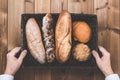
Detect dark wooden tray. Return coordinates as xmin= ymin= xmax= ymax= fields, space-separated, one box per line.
xmin=21 ymin=13 xmax=99 ymax=68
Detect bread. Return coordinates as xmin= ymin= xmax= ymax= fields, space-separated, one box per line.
xmin=26 ymin=18 xmax=46 ymax=64
xmin=55 ymin=10 xmax=72 ymax=63
xmin=73 ymin=21 xmax=91 ymax=43
xmin=42 ymin=13 xmax=55 ymax=63
xmin=73 ymin=43 xmax=90 ymax=61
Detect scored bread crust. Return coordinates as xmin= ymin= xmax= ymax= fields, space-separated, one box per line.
xmin=55 ymin=10 xmax=72 ymax=63
xmin=42 ymin=13 xmax=55 ymax=63
xmin=26 ymin=18 xmax=46 ymax=64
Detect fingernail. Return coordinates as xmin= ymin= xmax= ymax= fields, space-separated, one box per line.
xmin=92 ymin=50 xmax=95 ymax=53
xmin=23 ymin=50 xmax=27 ymax=53
xmin=17 ymin=47 xmax=21 ymax=49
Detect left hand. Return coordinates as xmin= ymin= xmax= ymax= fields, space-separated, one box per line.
xmin=4 ymin=47 xmax=27 ymax=75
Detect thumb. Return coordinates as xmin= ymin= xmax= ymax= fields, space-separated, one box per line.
xmin=92 ymin=50 xmax=101 ymax=62
xmin=18 ymin=50 xmax=27 ymax=62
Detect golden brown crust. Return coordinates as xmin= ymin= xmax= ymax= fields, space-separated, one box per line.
xmin=55 ymin=10 xmax=72 ymax=63
xmin=42 ymin=13 xmax=55 ymax=63
xmin=26 ymin=18 xmax=46 ymax=64
xmin=73 ymin=21 xmax=91 ymax=43
xmin=73 ymin=43 xmax=90 ymax=61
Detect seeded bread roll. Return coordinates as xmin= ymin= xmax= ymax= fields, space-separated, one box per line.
xmin=26 ymin=18 xmax=46 ymax=64
xmin=73 ymin=43 xmax=90 ymax=61
xmin=42 ymin=13 xmax=55 ymax=63
xmin=55 ymin=10 xmax=72 ymax=63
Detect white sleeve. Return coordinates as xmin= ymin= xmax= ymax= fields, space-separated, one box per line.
xmin=0 ymin=74 xmax=14 ymax=80
xmin=105 ymin=74 xmax=120 ymax=80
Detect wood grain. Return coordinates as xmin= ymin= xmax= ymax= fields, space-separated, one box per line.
xmin=94 ymin=0 xmax=110 ymax=49
xmin=81 ymin=0 xmax=94 ymax=14
xmin=0 ymin=0 xmax=8 ymax=74
xmin=94 ymin=0 xmax=110 ymax=80
xmin=25 ymin=0 xmax=35 ymax=13
xmin=68 ymin=0 xmax=82 ymax=13
xmin=51 ymin=0 xmax=68 ymax=13
xmin=8 ymin=0 xmax=24 ymax=50
xmin=109 ymin=30 xmax=120 ymax=74
xmin=108 ymin=0 xmax=120 ymax=75
xmin=108 ymin=0 xmax=120 ymax=30
xmin=35 ymin=0 xmax=50 ymax=13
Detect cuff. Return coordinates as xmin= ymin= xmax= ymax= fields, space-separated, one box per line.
xmin=0 ymin=74 xmax=14 ymax=80
xmin=105 ymin=74 xmax=120 ymax=80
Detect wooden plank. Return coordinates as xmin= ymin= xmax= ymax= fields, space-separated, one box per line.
xmin=25 ymin=0 xmax=35 ymax=13
xmin=14 ymin=0 xmax=36 ymax=80
xmin=35 ymin=0 xmax=50 ymax=13
xmin=94 ymin=0 xmax=110 ymax=49
xmin=52 ymin=68 xmax=94 ymax=80
xmin=108 ymin=0 xmax=120 ymax=76
xmin=81 ymin=0 xmax=94 ymax=14
xmin=94 ymin=0 xmax=109 ymax=80
xmin=68 ymin=0 xmax=82 ymax=13
xmin=94 ymin=0 xmax=108 ymax=28
xmin=14 ymin=0 xmax=35 ymax=80
xmin=0 ymin=0 xmax=8 ymax=74
xmin=8 ymin=0 xmax=24 ymax=50
xmin=51 ymin=0 xmax=68 ymax=13
xmin=93 ymin=68 xmax=104 ymax=80
xmin=109 ymin=30 xmax=120 ymax=74
xmin=8 ymin=0 xmax=25 ymax=80
xmin=35 ymin=0 xmax=51 ymax=80
xmin=108 ymin=0 xmax=120 ymax=30
xmin=0 ymin=30 xmax=1 ymax=74
xmin=35 ymin=68 xmax=51 ymax=80
xmin=14 ymin=68 xmax=35 ymax=80
xmin=51 ymin=68 xmax=70 ymax=80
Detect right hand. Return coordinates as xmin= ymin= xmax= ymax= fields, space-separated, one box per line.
xmin=92 ymin=46 xmax=114 ymax=77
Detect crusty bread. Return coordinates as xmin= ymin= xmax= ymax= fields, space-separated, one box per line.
xmin=73 ymin=43 xmax=90 ymax=61
xmin=42 ymin=13 xmax=55 ymax=63
xmin=55 ymin=10 xmax=72 ymax=63
xmin=26 ymin=18 xmax=46 ymax=64
xmin=73 ymin=21 xmax=91 ymax=43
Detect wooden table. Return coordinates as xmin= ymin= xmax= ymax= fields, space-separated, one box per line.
xmin=0 ymin=0 xmax=119 ymax=80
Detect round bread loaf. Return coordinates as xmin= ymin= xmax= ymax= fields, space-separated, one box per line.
xmin=73 ymin=43 xmax=90 ymax=61
xmin=73 ymin=21 xmax=91 ymax=43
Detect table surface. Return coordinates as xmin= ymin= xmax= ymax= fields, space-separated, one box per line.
xmin=0 ymin=0 xmax=120 ymax=80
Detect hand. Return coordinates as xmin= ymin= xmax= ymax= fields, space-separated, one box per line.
xmin=92 ymin=46 xmax=114 ymax=77
xmin=4 ymin=47 xmax=27 ymax=76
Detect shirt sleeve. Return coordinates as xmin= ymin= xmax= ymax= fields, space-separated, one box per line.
xmin=105 ymin=74 xmax=120 ymax=80
xmin=0 ymin=74 xmax=14 ymax=80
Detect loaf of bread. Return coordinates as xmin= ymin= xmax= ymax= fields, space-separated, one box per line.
xmin=42 ymin=13 xmax=55 ymax=63
xmin=73 ymin=43 xmax=90 ymax=61
xmin=26 ymin=18 xmax=46 ymax=64
xmin=73 ymin=21 xmax=91 ymax=43
xmin=55 ymin=10 xmax=72 ymax=63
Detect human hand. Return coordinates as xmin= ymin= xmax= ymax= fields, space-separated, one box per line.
xmin=4 ymin=47 xmax=27 ymax=76
xmin=92 ymin=46 xmax=114 ymax=77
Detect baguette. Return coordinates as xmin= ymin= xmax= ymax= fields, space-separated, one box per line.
xmin=26 ymin=18 xmax=46 ymax=64
xmin=55 ymin=10 xmax=72 ymax=63
xmin=42 ymin=13 xmax=55 ymax=63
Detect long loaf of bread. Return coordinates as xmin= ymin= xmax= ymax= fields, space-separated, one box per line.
xmin=55 ymin=10 xmax=72 ymax=63
xmin=42 ymin=13 xmax=55 ymax=63
xmin=26 ymin=18 xmax=46 ymax=64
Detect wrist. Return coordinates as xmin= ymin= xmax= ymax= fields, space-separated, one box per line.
xmin=104 ymin=69 xmax=114 ymax=77
xmin=4 ymin=69 xmax=15 ymax=76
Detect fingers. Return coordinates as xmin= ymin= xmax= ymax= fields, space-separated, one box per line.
xmin=18 ymin=50 xmax=27 ymax=62
xmin=98 ymin=46 xmax=110 ymax=56
xmin=92 ymin=50 xmax=101 ymax=62
xmin=8 ymin=47 xmax=21 ymax=56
